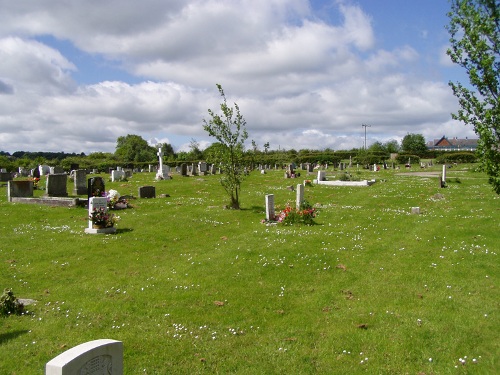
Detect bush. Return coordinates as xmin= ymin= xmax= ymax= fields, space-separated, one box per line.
xmin=435 ymin=152 xmax=477 ymax=164
xmin=0 ymin=289 xmax=24 ymax=316
xmin=396 ymin=154 xmax=420 ymax=165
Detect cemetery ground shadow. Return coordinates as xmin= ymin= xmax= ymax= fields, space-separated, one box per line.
xmin=0 ymin=330 xmax=30 ymax=345
xmin=115 ymin=228 xmax=134 ymax=234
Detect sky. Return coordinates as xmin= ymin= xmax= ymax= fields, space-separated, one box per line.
xmin=0 ymin=0 xmax=476 ymax=154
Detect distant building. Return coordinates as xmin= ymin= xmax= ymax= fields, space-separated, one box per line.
xmin=427 ymin=136 xmax=478 ymax=151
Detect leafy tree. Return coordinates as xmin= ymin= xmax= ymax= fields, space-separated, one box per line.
xmin=401 ymin=133 xmax=427 ymax=155
xmin=263 ymin=142 xmax=270 ymax=153
xmin=203 ymin=84 xmax=248 ymax=209
xmin=115 ymin=134 xmax=156 ymax=163
xmin=447 ymin=0 xmax=500 ymax=193
xmin=384 ymin=139 xmax=400 ymax=153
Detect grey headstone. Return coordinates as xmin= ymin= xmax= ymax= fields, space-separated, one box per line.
xmin=46 ymin=174 xmax=68 ymax=197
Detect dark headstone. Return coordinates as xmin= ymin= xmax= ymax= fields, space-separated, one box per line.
xmin=33 ymin=167 xmax=40 ymax=179
xmin=88 ymin=177 xmax=105 ymax=199
xmin=8 ymin=180 xmax=33 ymax=201
xmin=46 ymin=174 xmax=68 ymax=197
xmin=138 ymin=185 xmax=156 ymax=198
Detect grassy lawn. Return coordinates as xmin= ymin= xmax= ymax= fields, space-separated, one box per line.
xmin=0 ymin=164 xmax=498 ymax=374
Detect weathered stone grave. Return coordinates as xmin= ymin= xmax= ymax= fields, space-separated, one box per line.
xmin=265 ymin=194 xmax=275 ymax=221
xmin=317 ymin=170 xmax=326 ymax=181
xmin=73 ymin=169 xmax=87 ymax=195
xmin=7 ymin=180 xmax=33 ymax=201
xmin=88 ymin=177 xmax=105 ymax=199
xmin=45 ymin=339 xmax=123 ymax=375
xmin=0 ymin=171 xmax=12 ymax=182
xmin=138 ymin=185 xmax=156 ymax=198
xmin=156 ymin=147 xmax=171 ymax=180
xmin=180 ymin=163 xmax=188 ymax=176
xmin=111 ymin=169 xmax=125 ymax=182
xmin=198 ymin=162 xmax=208 ymax=175
xmin=46 ymin=174 xmax=68 ymax=197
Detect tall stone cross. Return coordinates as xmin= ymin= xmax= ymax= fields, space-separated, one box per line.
xmin=157 ymin=147 xmax=164 ymax=173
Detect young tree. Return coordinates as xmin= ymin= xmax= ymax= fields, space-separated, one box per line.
xmin=447 ymin=0 xmax=500 ymax=193
xmin=203 ymin=84 xmax=248 ymax=209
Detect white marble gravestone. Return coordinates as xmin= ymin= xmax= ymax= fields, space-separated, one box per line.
xmin=45 ymin=339 xmax=123 ymax=375
xmin=296 ymin=183 xmax=304 ymax=210
xmin=85 ymin=197 xmax=116 ymax=234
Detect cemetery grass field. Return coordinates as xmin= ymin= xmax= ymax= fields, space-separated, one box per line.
xmin=0 ymin=164 xmax=498 ymax=374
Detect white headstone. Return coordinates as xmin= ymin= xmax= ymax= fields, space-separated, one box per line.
xmin=317 ymin=170 xmax=326 ymax=181
xmin=45 ymin=339 xmax=123 ymax=375
xmin=265 ymin=194 xmax=275 ymax=221
xmin=111 ymin=170 xmax=125 ymax=182
xmin=296 ymin=184 xmax=304 ymax=210
xmin=442 ymin=164 xmax=446 ymax=183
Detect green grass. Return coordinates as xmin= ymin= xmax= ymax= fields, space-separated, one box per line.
xmin=1 ymin=164 xmax=498 ymax=374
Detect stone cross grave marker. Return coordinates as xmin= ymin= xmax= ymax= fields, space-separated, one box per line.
xmin=265 ymin=194 xmax=275 ymax=221
xmin=45 ymin=339 xmax=123 ymax=375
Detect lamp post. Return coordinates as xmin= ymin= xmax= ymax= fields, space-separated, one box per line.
xmin=362 ymin=124 xmax=371 ymax=149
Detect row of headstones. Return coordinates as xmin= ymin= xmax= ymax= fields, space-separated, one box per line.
xmin=264 ymin=183 xmax=305 ymax=220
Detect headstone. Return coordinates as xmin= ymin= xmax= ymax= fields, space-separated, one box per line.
xmin=265 ymin=194 xmax=275 ymax=221
xmin=155 ymin=147 xmax=170 ymax=179
xmin=32 ymin=167 xmax=41 ymax=179
xmin=39 ymin=165 xmax=50 ymax=175
xmin=210 ymin=164 xmax=216 ymax=175
xmin=180 ymin=163 xmax=188 ymax=176
xmin=7 ymin=180 xmax=33 ymax=201
xmin=45 ymin=339 xmax=123 ymax=375
xmin=317 ymin=170 xmax=326 ymax=181
xmin=88 ymin=177 xmax=105 ymax=199
xmin=46 ymin=174 xmax=68 ymax=197
xmin=138 ymin=185 xmax=156 ymax=198
xmin=85 ymin=197 xmax=116 ymax=234
xmin=198 ymin=162 xmax=208 ymax=175
xmin=296 ymin=183 xmax=304 ymax=210
xmin=73 ymin=170 xmax=87 ymax=195
xmin=111 ymin=170 xmax=125 ymax=182
xmin=50 ymin=166 xmax=64 ymax=174
xmin=0 ymin=171 xmax=11 ymax=182
xmin=411 ymin=207 xmax=420 ymax=215
xmin=442 ymin=165 xmax=446 ymax=184
xmin=339 ymin=163 xmax=344 ymax=171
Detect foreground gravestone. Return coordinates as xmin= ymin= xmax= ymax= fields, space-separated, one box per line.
xmin=265 ymin=194 xmax=275 ymax=221
xmin=46 ymin=174 xmax=68 ymax=197
xmin=7 ymin=180 xmax=33 ymax=201
xmin=73 ymin=169 xmax=87 ymax=195
xmin=180 ymin=163 xmax=188 ymax=176
xmin=88 ymin=177 xmax=105 ymax=199
xmin=138 ymin=185 xmax=156 ymax=198
xmin=85 ymin=197 xmax=116 ymax=234
xmin=45 ymin=339 xmax=123 ymax=375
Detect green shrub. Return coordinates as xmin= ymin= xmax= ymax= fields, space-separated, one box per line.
xmin=435 ymin=152 xmax=477 ymax=164
xmin=396 ymin=154 xmax=420 ymax=165
xmin=0 ymin=289 xmax=24 ymax=316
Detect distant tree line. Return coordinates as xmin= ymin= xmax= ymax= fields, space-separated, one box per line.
xmin=0 ymin=132 xmax=477 ymax=172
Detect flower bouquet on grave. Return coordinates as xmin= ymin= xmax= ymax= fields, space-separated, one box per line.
xmin=105 ymin=189 xmax=130 ymax=209
xmin=89 ymin=207 xmax=119 ymax=228
xmin=28 ymin=177 xmax=40 ymax=189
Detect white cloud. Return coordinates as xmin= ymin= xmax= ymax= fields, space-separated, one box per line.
xmin=0 ymin=0 xmax=468 ymax=154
